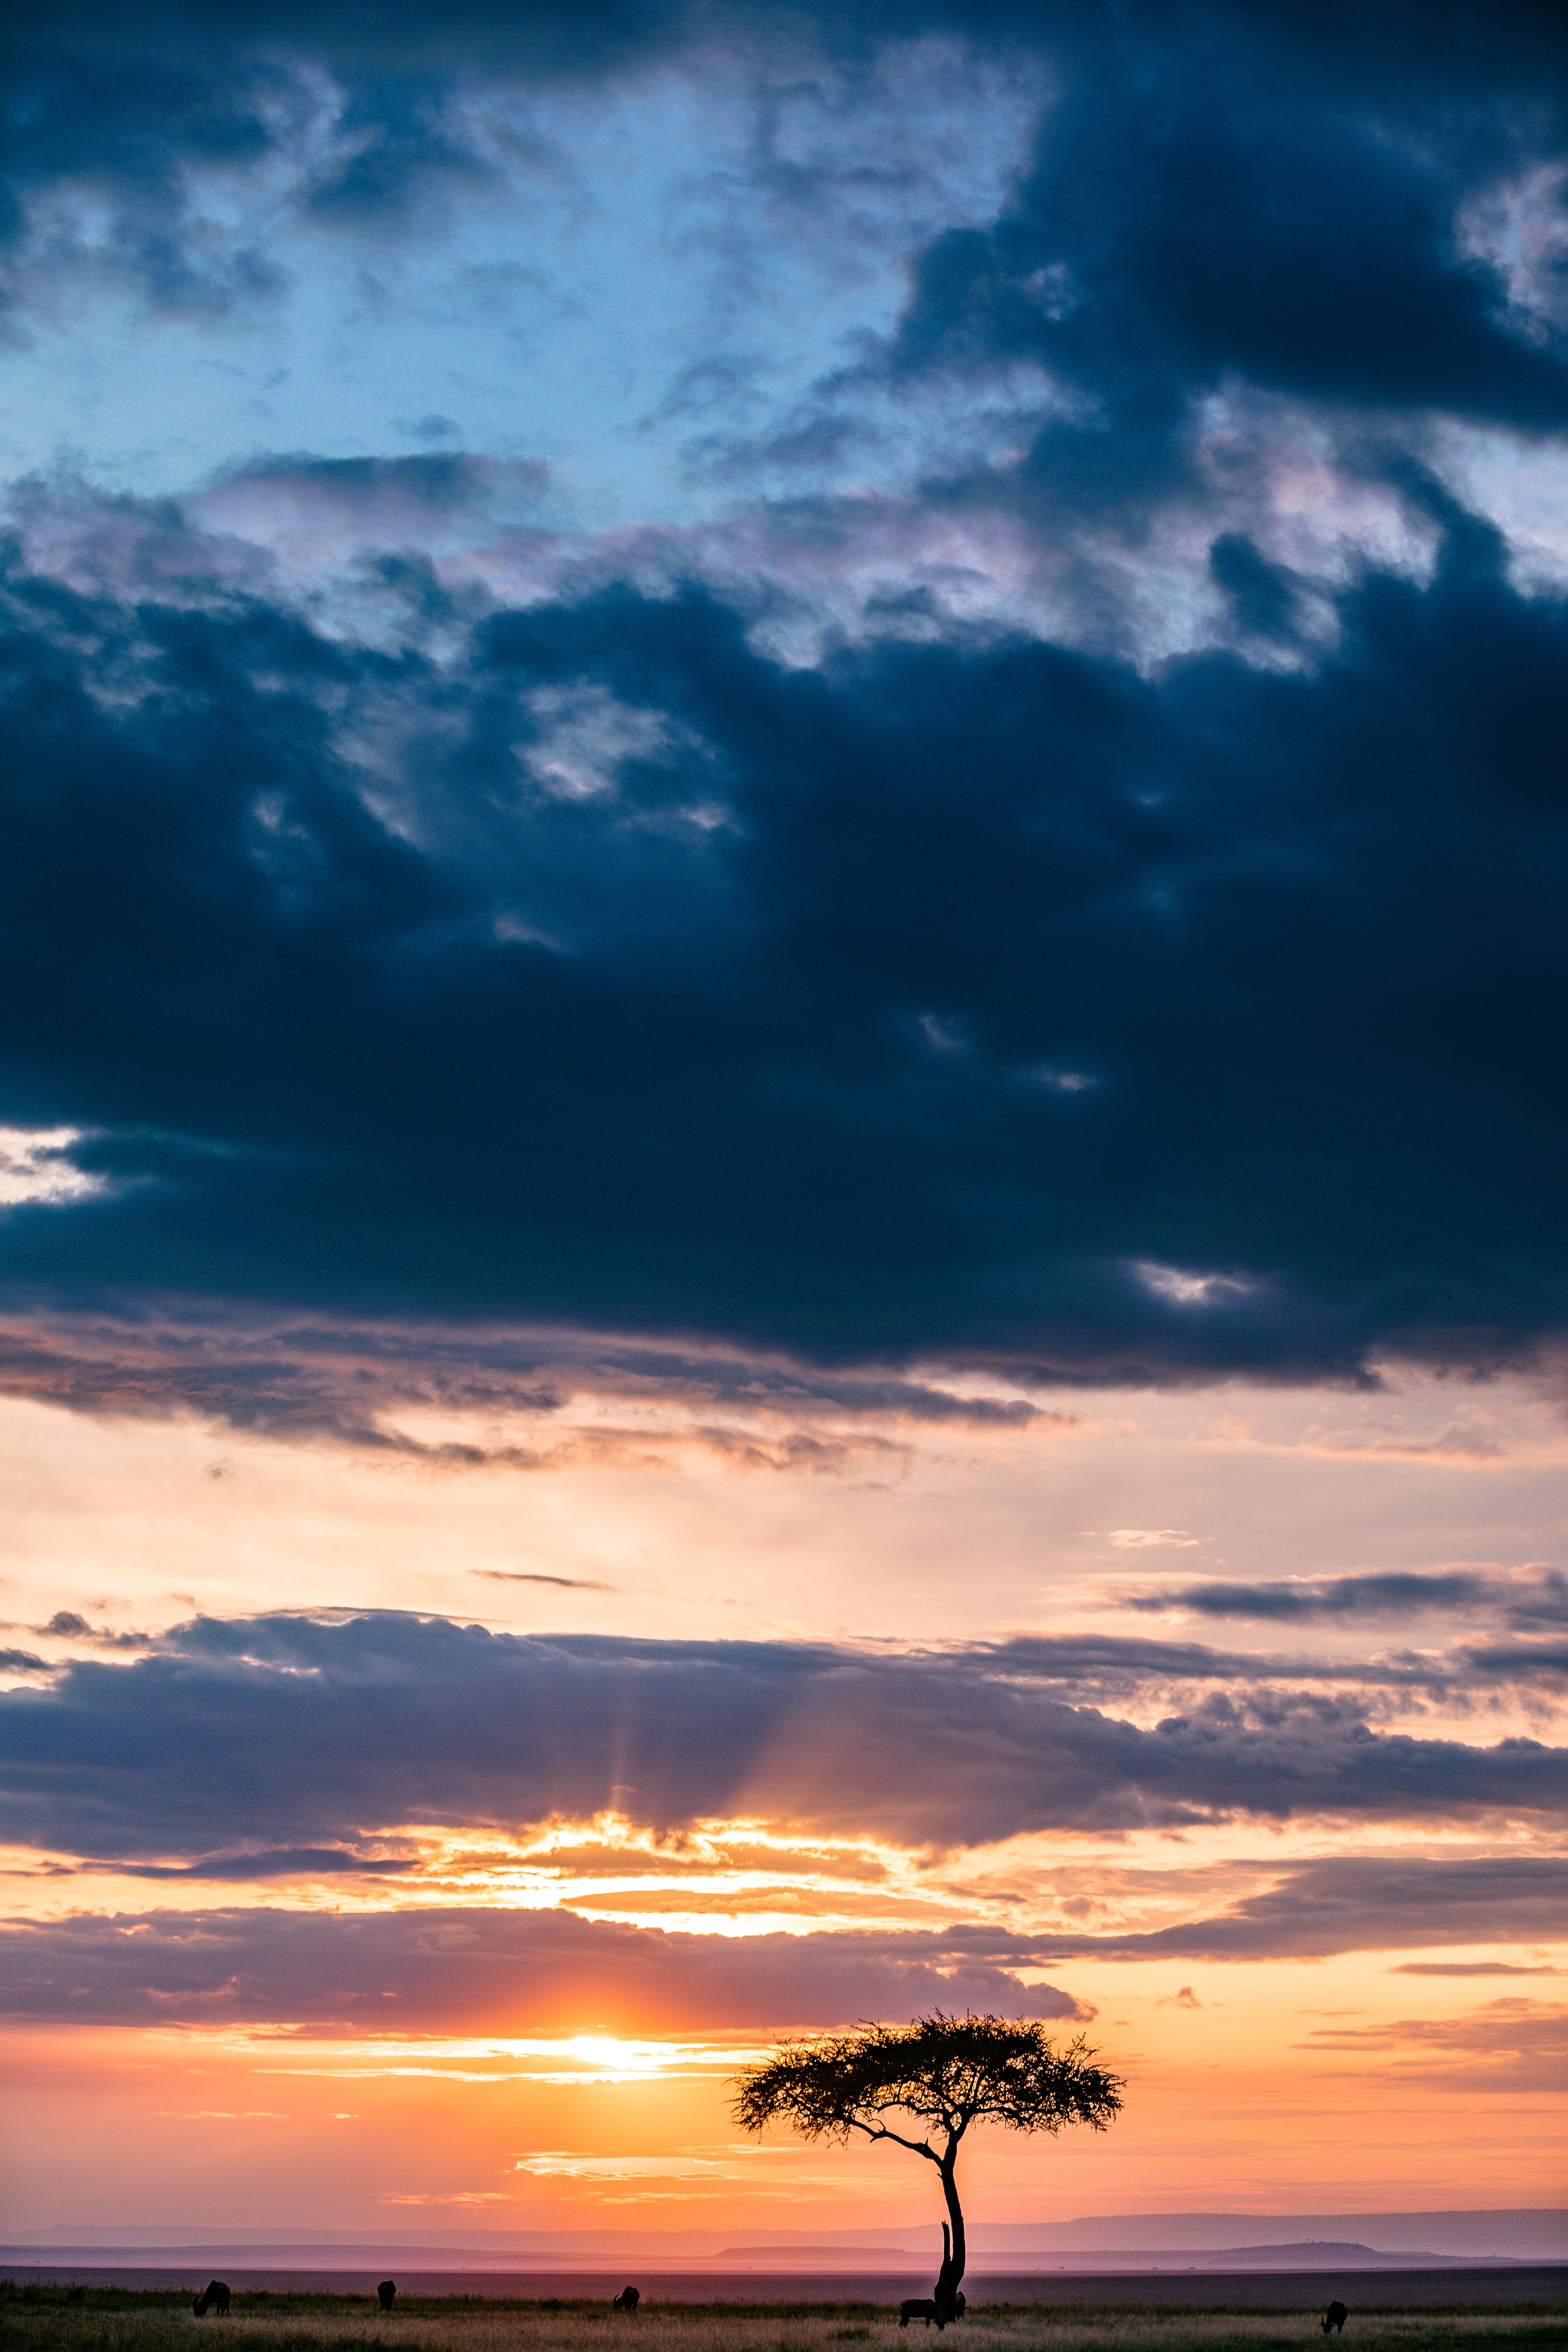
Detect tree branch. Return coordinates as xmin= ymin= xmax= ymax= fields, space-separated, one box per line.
xmin=848 ymin=2118 xmax=942 ymax=2162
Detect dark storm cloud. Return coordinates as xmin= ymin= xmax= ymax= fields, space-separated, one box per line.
xmin=115 ymin=1844 xmax=421 ymax=1881
xmin=1 ymin=471 xmax=1567 ymax=1378
xmin=2 ymin=1613 xmax=1563 ymax=1865
xmin=0 ymin=40 xmax=291 ymax=320
xmin=0 ymin=1902 xmax=1088 ymax=2030
xmin=17 ymin=1610 xmax=154 ymax=1650
xmin=0 ymin=1310 xmax=1053 ymax=1457
xmin=0 ymin=10 xmax=636 ymax=299
xmin=1018 ymin=1854 xmax=1568 ymax=1963
xmin=885 ymin=66 xmax=1568 ymax=455
xmin=1207 ymin=537 xmax=1302 ymax=647
xmin=1126 ymin=1572 xmax=1568 ymax=1629
xmin=0 ymin=3 xmax=1566 ymax=1384
xmin=0 ymin=0 xmax=724 ymax=328
xmin=653 ymin=5 xmax=1568 ymax=510
xmin=2 ymin=0 xmax=1562 ymax=363
xmin=0 ymin=0 xmax=843 ymax=321
xmin=1466 ymin=1641 xmax=1568 ymax=1683
xmin=4 ymin=1853 xmax=1562 ymax=2028
xmin=300 ymin=81 xmax=500 ymax=229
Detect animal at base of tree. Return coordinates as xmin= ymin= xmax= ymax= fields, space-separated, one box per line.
xmin=1322 ymin=2304 xmax=1349 ymax=2335
xmin=377 ymin=2283 xmax=396 ymax=2311
xmin=192 ymin=2283 xmax=231 ymax=2316
xmin=902 ymin=2295 xmax=962 ymax=2329
xmin=612 ymin=2287 xmax=640 ymax=2311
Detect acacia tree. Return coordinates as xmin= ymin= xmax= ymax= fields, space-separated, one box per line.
xmin=733 ymin=2014 xmax=1122 ymax=2320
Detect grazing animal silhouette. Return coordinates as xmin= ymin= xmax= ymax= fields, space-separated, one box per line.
xmin=1321 ymin=2304 xmax=1348 ymax=2336
xmin=899 ymin=2301 xmax=943 ymax=2329
xmin=612 ymin=2287 xmax=640 ymax=2312
xmin=192 ymin=2283 xmax=231 ymax=2317
xmin=377 ymin=2283 xmax=397 ymax=2311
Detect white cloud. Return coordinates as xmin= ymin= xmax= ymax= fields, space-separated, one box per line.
xmin=1137 ymin=1262 xmax=1253 ymax=1307
xmin=0 ymin=1129 xmax=100 ymax=1209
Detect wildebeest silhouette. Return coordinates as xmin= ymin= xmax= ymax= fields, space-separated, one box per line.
xmin=612 ymin=2287 xmax=640 ymax=2312
xmin=1321 ymin=2303 xmax=1348 ymax=2336
xmin=377 ymin=2283 xmax=397 ymax=2311
xmin=192 ymin=2282 xmax=231 ymax=2317
xmin=899 ymin=2301 xmax=943 ymax=2329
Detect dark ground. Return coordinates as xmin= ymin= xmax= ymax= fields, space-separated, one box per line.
xmin=2 ymin=2272 xmax=1565 ymax=2311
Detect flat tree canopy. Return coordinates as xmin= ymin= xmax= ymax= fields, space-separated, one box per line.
xmin=733 ymin=2014 xmax=1122 ymax=2318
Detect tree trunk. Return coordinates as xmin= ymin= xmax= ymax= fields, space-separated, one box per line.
xmin=932 ymin=2161 xmax=966 ymax=2321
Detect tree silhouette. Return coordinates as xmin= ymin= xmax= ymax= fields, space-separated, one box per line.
xmin=733 ymin=2014 xmax=1123 ymax=2320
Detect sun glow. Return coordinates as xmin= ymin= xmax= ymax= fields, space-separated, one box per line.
xmin=244 ymin=2031 xmax=770 ymax=2082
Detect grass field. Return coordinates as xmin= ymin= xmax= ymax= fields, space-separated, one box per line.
xmin=2 ymin=2284 xmax=1563 ymax=2352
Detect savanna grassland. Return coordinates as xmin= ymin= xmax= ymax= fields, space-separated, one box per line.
xmin=1 ymin=2286 xmax=1563 ymax=2352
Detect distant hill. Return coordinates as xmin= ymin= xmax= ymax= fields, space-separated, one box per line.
xmin=717 ymin=2241 xmax=1490 ymax=2272
xmin=5 ymin=2210 xmax=1563 ymax=2268
xmin=960 ymin=2212 xmax=1567 ymax=2260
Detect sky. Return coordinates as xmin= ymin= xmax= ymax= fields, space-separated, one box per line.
xmin=0 ymin=0 xmax=1566 ymax=2247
